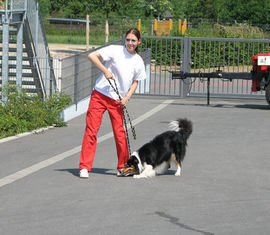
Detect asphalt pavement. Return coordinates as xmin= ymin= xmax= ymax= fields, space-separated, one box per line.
xmin=0 ymin=96 xmax=270 ymax=235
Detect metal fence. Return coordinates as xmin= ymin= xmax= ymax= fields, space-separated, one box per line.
xmin=187 ymin=37 xmax=270 ymax=98
xmin=55 ymin=36 xmax=270 ymax=105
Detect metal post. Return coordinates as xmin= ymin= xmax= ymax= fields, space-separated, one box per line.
xmin=86 ymin=14 xmax=89 ymax=50
xmin=16 ymin=22 xmax=23 ymax=90
xmin=45 ymin=48 xmax=48 ymax=96
xmin=74 ymin=54 xmax=79 ymax=110
xmin=69 ymin=15 xmax=72 ymax=43
xmin=35 ymin=1 xmax=39 ymax=52
xmin=1 ymin=1 xmax=10 ymax=105
xmin=181 ymin=37 xmax=190 ymax=98
xmin=105 ymin=18 xmax=109 ymax=43
xmin=46 ymin=47 xmax=51 ymax=96
xmin=207 ymin=77 xmax=210 ymax=105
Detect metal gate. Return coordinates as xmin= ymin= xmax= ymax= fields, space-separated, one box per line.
xmin=139 ymin=36 xmax=270 ymax=98
xmin=138 ymin=36 xmax=189 ymax=97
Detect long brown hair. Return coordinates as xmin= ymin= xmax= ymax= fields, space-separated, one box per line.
xmin=125 ymin=28 xmax=141 ymax=53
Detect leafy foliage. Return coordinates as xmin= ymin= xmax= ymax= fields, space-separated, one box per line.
xmin=0 ymin=86 xmax=71 ymax=139
xmin=40 ymin=0 xmax=270 ymax=26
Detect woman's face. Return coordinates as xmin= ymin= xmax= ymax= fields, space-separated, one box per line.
xmin=125 ymin=33 xmax=141 ymax=54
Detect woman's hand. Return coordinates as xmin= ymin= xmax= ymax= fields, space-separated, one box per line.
xmin=104 ymin=70 xmax=114 ymax=80
xmin=120 ymin=96 xmax=129 ymax=107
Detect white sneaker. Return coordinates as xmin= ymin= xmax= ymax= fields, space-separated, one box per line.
xmin=116 ymin=171 xmax=122 ymax=177
xmin=79 ymin=169 xmax=89 ymax=178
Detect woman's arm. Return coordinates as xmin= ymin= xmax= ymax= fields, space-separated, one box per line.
xmin=121 ymin=80 xmax=138 ymax=107
xmin=88 ymin=51 xmax=113 ymax=80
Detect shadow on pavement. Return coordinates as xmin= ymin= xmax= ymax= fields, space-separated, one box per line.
xmin=171 ymin=101 xmax=269 ymax=110
xmin=55 ymin=168 xmax=115 ymax=177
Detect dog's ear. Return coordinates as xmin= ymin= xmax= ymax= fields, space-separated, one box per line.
xmin=133 ymin=157 xmax=139 ymax=165
xmin=131 ymin=157 xmax=140 ymax=173
xmin=127 ymin=155 xmax=138 ymax=165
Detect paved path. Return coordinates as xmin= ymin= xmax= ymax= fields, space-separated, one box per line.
xmin=0 ymin=97 xmax=269 ymax=235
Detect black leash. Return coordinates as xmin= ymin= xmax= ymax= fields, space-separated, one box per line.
xmin=107 ymin=79 xmax=136 ymax=157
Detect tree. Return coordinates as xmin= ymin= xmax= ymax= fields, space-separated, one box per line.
xmin=88 ymin=1 xmax=122 ymax=42
xmin=38 ymin=0 xmax=51 ymax=18
xmin=49 ymin=0 xmax=89 ymax=18
xmin=129 ymin=0 xmax=172 ymax=19
xmin=183 ymin=0 xmax=217 ymax=20
xmin=216 ymin=0 xmax=270 ymax=25
xmin=45 ymin=0 xmax=270 ymax=26
xmin=170 ymin=0 xmax=186 ymax=19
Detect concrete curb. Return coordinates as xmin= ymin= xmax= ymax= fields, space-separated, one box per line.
xmin=0 ymin=126 xmax=55 ymax=144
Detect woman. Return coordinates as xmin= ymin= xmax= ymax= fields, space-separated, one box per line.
xmin=79 ymin=28 xmax=146 ymax=178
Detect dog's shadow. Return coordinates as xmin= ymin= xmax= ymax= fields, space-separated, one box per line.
xmin=163 ymin=169 xmax=176 ymax=175
xmin=55 ymin=168 xmax=115 ymax=177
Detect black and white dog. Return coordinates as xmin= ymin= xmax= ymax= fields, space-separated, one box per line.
xmin=124 ymin=118 xmax=192 ymax=178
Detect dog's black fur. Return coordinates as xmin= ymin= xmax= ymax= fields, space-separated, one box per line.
xmin=125 ymin=118 xmax=192 ymax=178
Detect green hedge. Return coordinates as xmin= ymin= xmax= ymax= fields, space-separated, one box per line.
xmin=0 ymin=86 xmax=71 ymax=139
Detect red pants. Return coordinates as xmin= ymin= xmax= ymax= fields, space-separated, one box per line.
xmin=79 ymin=90 xmax=129 ymax=171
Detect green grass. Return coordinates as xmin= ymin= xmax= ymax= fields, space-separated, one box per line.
xmin=45 ymin=23 xmax=125 ymax=45
xmin=47 ymin=34 xmax=87 ymax=45
xmin=45 ymin=20 xmax=269 ymax=45
xmin=46 ymin=31 xmax=123 ymax=45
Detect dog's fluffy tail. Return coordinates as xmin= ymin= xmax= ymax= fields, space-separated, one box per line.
xmin=169 ymin=118 xmax=193 ymax=138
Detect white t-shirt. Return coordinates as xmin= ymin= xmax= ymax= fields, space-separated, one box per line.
xmin=94 ymin=45 xmax=146 ymax=100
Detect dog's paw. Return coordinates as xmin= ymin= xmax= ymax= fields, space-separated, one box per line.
xmin=133 ymin=174 xmax=145 ymax=179
xmin=175 ymin=168 xmax=181 ymax=176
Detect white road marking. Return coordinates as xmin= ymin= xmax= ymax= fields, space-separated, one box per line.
xmin=0 ymin=99 xmax=174 ymax=188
